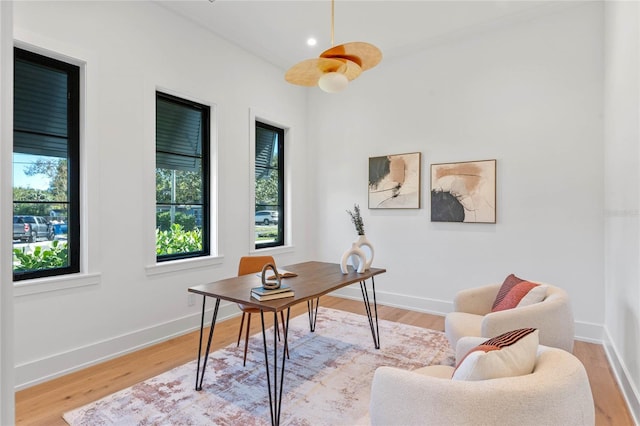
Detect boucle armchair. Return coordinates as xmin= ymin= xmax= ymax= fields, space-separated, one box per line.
xmin=370 ymin=337 xmax=595 ymax=426
xmin=445 ymin=282 xmax=575 ymax=352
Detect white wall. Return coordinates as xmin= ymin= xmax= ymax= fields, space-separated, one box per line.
xmin=12 ymin=1 xmax=313 ymax=389
xmin=1 ymin=1 xmax=15 ymax=423
xmin=10 ymin=4 xmax=640 ymax=422
xmin=604 ymin=1 xmax=640 ymax=422
xmin=310 ymin=3 xmax=605 ymax=334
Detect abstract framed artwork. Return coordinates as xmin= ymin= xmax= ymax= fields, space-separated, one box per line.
xmin=368 ymin=152 xmax=421 ymax=209
xmin=430 ymin=159 xmax=496 ymax=223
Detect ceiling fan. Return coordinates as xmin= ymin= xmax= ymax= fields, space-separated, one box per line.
xmin=284 ymin=0 xmax=382 ymax=93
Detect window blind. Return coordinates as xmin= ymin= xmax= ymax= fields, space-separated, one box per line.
xmin=156 ymin=96 xmax=203 ymax=172
xmin=14 ymin=57 xmax=69 ymax=158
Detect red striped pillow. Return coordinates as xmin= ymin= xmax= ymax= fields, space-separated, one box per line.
xmin=482 ymin=327 xmax=537 ymax=347
xmin=452 ymin=328 xmax=538 ymax=381
xmin=491 ymin=274 xmax=525 ymax=310
xmin=492 ymin=275 xmax=547 ymax=312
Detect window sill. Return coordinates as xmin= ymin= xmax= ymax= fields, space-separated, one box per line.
xmin=14 ymin=272 xmax=101 ymax=297
xmin=146 ymin=255 xmax=224 ymax=277
xmin=250 ymin=244 xmax=295 ymax=256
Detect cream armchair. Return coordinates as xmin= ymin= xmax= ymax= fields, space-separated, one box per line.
xmin=370 ymin=337 xmax=595 ymax=426
xmin=445 ymin=282 xmax=575 ymax=352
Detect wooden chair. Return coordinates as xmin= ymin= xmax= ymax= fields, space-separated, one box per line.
xmin=237 ymin=256 xmax=287 ymax=366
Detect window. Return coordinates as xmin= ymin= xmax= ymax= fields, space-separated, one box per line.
xmin=255 ymin=121 xmax=284 ymax=249
xmin=156 ymin=92 xmax=210 ymax=261
xmin=13 ymin=48 xmax=80 ymax=281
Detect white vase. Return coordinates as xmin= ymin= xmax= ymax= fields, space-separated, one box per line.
xmin=340 ymin=243 xmax=367 ymax=274
xmin=352 ymin=234 xmax=374 ymax=271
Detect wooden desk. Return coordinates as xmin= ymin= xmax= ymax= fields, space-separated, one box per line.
xmin=188 ymin=261 xmax=387 ymax=426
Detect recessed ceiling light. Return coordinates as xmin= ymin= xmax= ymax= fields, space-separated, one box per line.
xmin=307 ymin=38 xmax=317 ymax=47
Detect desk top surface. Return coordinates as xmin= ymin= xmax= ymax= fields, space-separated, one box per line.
xmin=188 ymin=261 xmax=386 ymax=312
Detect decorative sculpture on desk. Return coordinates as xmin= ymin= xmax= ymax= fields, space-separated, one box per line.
xmin=340 ymin=243 xmax=367 ymax=274
xmin=261 ymin=263 xmax=282 ymax=289
xmin=351 ymin=234 xmax=374 ymax=271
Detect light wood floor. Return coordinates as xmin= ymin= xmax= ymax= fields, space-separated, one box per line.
xmin=15 ymin=296 xmax=635 ymax=425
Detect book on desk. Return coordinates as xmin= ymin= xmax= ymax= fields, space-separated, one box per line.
xmin=255 ymin=269 xmax=298 ymax=280
xmin=251 ymin=283 xmax=294 ymax=301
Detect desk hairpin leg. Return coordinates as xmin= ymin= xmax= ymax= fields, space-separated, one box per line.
xmin=261 ymin=308 xmax=291 ymax=426
xmin=307 ymin=297 xmax=320 ymax=332
xmin=360 ymin=276 xmax=381 ymax=349
xmin=195 ymin=296 xmax=221 ymax=391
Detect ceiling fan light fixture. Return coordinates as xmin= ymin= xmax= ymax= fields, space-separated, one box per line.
xmin=284 ymin=0 xmax=382 ymax=93
xmin=318 ymin=72 xmax=349 ymax=93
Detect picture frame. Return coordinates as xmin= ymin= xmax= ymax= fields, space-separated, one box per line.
xmin=368 ymin=152 xmax=421 ymax=209
xmin=430 ymin=159 xmax=496 ymax=223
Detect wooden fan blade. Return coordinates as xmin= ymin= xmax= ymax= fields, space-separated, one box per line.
xmin=321 ymin=42 xmax=382 ymax=71
xmin=332 ymin=58 xmax=362 ymax=80
xmin=285 ymin=57 xmax=362 ymax=86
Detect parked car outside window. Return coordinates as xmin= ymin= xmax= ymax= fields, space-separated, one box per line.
xmin=13 ymin=215 xmax=55 ymax=242
xmin=255 ymin=210 xmax=279 ymax=225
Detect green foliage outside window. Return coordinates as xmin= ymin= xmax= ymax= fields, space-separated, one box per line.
xmin=13 ymin=240 xmax=68 ymax=272
xmin=156 ymin=223 xmax=202 ymax=256
xmin=156 ymin=211 xmax=197 ymax=232
xmin=156 ymin=168 xmax=202 ymax=204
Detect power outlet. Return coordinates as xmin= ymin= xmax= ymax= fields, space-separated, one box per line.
xmin=187 ymin=293 xmax=196 ymax=307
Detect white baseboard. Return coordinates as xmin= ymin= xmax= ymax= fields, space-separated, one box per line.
xmin=14 ymin=285 xmax=629 ymax=410
xmin=331 ymin=285 xmax=453 ymax=316
xmin=16 ymin=286 xmax=449 ymax=390
xmin=602 ymin=328 xmax=640 ymax=426
xmin=573 ymin=320 xmax=605 ymax=344
xmin=14 ymin=301 xmax=240 ymax=391
xmin=331 ymin=286 xmax=606 ymax=342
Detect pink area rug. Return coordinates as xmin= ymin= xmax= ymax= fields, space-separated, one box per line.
xmin=64 ymin=307 xmax=454 ymax=425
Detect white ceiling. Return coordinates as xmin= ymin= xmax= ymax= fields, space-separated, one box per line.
xmin=158 ymin=0 xmax=559 ymax=71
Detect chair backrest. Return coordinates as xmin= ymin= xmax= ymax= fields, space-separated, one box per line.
xmin=238 ymin=256 xmax=276 ymax=277
xmin=370 ymin=345 xmax=594 ymax=425
xmin=493 ymin=283 xmax=575 ymax=352
xmin=541 ymin=282 xmax=569 ymax=302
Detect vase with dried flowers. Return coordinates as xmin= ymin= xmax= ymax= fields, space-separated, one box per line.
xmin=347 ymin=204 xmax=365 ymax=236
xmin=340 ymin=204 xmax=375 ymax=274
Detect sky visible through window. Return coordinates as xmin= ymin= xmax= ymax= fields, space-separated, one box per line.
xmin=13 ymin=153 xmax=51 ymax=190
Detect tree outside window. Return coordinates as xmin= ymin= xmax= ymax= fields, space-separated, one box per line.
xmin=255 ymin=121 xmax=284 ymax=249
xmin=12 ymin=48 xmax=80 ymax=281
xmin=155 ymin=92 xmax=210 ymax=261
